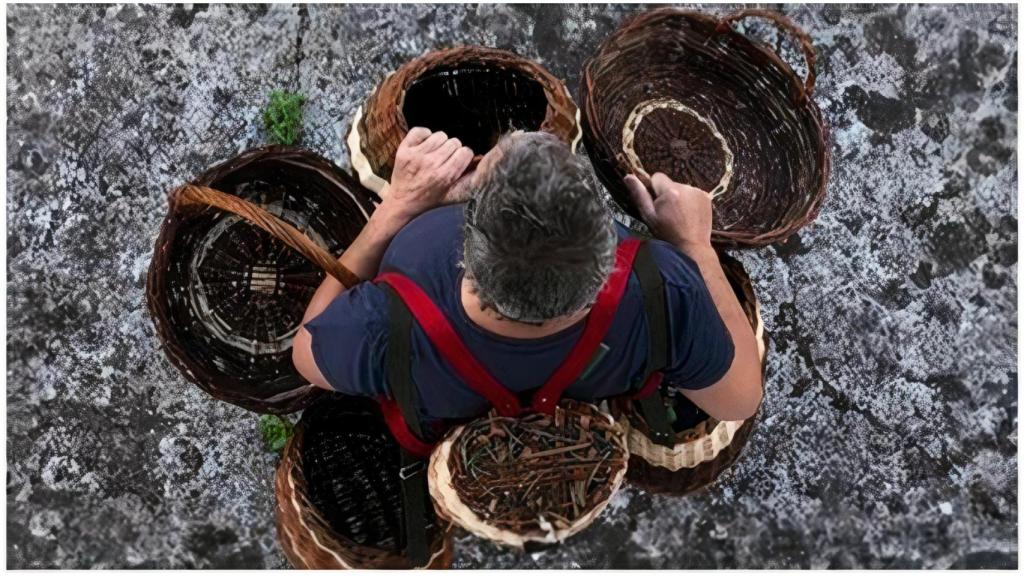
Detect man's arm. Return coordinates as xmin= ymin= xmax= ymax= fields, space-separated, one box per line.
xmin=624 ymin=173 xmax=763 ymax=421
xmin=292 ymin=127 xmax=474 ymax=390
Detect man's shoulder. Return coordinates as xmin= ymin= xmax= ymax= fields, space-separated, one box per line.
xmin=381 ymin=204 xmax=466 ymax=274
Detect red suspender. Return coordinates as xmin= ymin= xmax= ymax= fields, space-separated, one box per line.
xmin=375 ymin=272 xmax=524 ymax=417
xmin=378 ymin=396 xmax=435 ymax=458
xmin=530 ymin=237 xmax=642 ymax=412
xmin=375 ymin=237 xmax=644 ymax=426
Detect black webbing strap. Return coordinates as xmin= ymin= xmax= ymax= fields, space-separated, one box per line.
xmin=632 ymin=243 xmax=676 ymax=447
xmin=383 ymin=285 xmax=431 ymax=567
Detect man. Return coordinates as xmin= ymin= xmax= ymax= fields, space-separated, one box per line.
xmin=292 ymin=128 xmax=762 ymax=433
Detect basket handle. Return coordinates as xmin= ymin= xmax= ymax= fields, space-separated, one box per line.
xmin=716 ymin=8 xmax=817 ymax=104
xmin=173 ymin=184 xmax=362 ymax=288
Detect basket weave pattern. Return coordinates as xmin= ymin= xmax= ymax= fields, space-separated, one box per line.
xmin=427 ymin=401 xmax=628 ymax=548
xmin=581 ymin=8 xmax=830 ymax=247
xmin=146 ymin=146 xmax=374 ymax=414
xmin=351 ymin=46 xmax=581 ymax=191
xmin=275 ymin=397 xmax=453 ymax=569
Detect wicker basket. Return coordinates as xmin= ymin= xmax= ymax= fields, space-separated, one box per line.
xmin=580 ymin=8 xmax=830 ymax=247
xmin=427 ymin=401 xmax=628 ymax=549
xmin=275 ymin=394 xmax=454 ymax=569
xmin=609 ymin=252 xmax=768 ymax=496
xmin=347 ymin=45 xmax=581 ymax=194
xmin=146 ymin=146 xmax=373 ymax=414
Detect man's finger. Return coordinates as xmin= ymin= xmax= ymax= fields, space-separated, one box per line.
xmin=650 ymin=172 xmax=676 ymax=198
xmin=415 ymin=131 xmax=448 ymax=152
xmin=624 ymin=174 xmax=656 ymax=222
xmin=403 ymin=127 xmax=432 ymax=147
xmin=443 ymin=146 xmax=475 ymax=178
xmin=428 ymin=138 xmax=462 ymax=162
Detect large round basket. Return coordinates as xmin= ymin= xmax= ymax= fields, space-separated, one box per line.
xmin=427 ymin=401 xmax=628 ymax=549
xmin=146 ymin=146 xmax=373 ymax=414
xmin=275 ymin=395 xmax=454 ymax=569
xmin=580 ymin=8 xmax=830 ymax=247
xmin=347 ymin=45 xmax=581 ymax=195
xmin=609 ymin=252 xmax=768 ymax=496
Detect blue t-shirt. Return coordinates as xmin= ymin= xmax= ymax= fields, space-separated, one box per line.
xmin=306 ymin=204 xmax=734 ymax=423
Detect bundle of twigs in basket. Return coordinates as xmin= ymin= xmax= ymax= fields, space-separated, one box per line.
xmin=428 ymin=401 xmax=627 ymax=548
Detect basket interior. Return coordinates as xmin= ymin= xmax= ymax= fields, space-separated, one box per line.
xmin=160 ymin=158 xmax=369 ymax=401
xmin=402 ymin=65 xmax=548 ymax=155
xmin=300 ymin=396 xmax=406 ymax=551
xmin=586 ymin=15 xmax=827 ymax=237
xmin=632 ymin=106 xmax=729 ymax=193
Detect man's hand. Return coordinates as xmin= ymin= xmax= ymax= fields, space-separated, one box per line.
xmin=383 ymin=127 xmax=475 ymax=221
xmin=624 ymin=173 xmax=713 ymax=256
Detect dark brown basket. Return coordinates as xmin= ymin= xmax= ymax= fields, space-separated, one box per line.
xmin=609 ymin=252 xmax=768 ymax=496
xmin=275 ymin=395 xmax=454 ymax=569
xmin=580 ymin=8 xmax=830 ymax=247
xmin=146 ymin=146 xmax=373 ymax=414
xmin=348 ymin=45 xmax=580 ymax=194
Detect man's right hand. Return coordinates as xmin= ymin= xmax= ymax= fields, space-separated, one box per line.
xmin=623 ymin=173 xmax=714 ymax=256
xmin=384 ymin=127 xmax=474 ymax=222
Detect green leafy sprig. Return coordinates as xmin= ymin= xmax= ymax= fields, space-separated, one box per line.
xmin=259 ymin=414 xmax=295 ymax=453
xmin=262 ymin=90 xmax=306 ymax=146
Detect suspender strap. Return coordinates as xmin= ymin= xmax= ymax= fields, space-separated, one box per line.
xmin=632 ymin=242 xmax=675 ymax=447
xmin=375 ymin=272 xmax=523 ymax=417
xmin=381 ymin=285 xmax=431 ymax=567
xmin=530 ymin=237 xmax=643 ymax=413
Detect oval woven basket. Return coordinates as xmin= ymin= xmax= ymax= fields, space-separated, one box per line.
xmin=275 ymin=394 xmax=454 ymax=569
xmin=427 ymin=400 xmax=628 ymax=549
xmin=347 ymin=45 xmax=581 ymax=194
xmin=609 ymin=252 xmax=768 ymax=496
xmin=146 ymin=146 xmax=373 ymax=414
xmin=580 ymin=8 xmax=830 ymax=247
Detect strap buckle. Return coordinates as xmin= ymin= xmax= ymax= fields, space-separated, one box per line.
xmin=399 ymin=459 xmax=425 ymax=480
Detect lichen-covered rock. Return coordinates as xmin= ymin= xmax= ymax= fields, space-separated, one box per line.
xmin=6 ymin=4 xmax=1017 ymax=569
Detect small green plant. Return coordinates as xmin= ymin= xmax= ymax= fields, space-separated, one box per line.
xmin=262 ymin=90 xmax=306 ymax=145
xmin=259 ymin=414 xmax=295 ymax=453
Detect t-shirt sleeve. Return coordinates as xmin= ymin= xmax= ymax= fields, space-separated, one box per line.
xmin=303 ymin=282 xmax=389 ymax=397
xmin=651 ymin=242 xmax=736 ymax=390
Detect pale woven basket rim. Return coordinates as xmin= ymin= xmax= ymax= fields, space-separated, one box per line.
xmin=427 ymin=402 xmax=628 ymax=548
xmin=627 ymin=283 xmax=766 ymax=470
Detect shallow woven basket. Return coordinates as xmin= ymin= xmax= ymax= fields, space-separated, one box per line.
xmin=581 ymin=8 xmax=830 ymax=247
xmin=275 ymin=395 xmax=454 ymax=569
xmin=146 ymin=146 xmax=373 ymax=414
xmin=427 ymin=400 xmax=628 ymax=549
xmin=347 ymin=45 xmax=581 ymax=194
xmin=609 ymin=252 xmax=768 ymax=496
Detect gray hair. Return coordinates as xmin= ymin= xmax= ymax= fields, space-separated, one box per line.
xmin=462 ymin=132 xmax=617 ymax=324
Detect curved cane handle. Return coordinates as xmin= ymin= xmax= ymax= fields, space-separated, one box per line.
xmin=173 ymin=184 xmax=362 ymax=289
xmin=716 ymin=8 xmax=817 ymax=103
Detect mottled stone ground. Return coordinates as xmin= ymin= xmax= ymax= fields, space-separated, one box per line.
xmin=6 ymin=3 xmax=1017 ymax=569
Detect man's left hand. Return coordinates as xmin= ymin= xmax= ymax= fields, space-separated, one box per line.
xmin=382 ymin=127 xmax=475 ymax=222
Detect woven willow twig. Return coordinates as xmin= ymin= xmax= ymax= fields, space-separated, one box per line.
xmin=428 ymin=401 xmax=628 ymax=548
xmin=580 ymin=7 xmax=830 ymax=248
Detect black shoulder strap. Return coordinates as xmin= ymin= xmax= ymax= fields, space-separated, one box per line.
xmin=632 ymin=242 xmax=676 ymax=446
xmin=381 ymin=284 xmax=431 ymax=567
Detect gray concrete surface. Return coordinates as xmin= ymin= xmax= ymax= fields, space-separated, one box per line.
xmin=6 ymin=3 xmax=1017 ymax=569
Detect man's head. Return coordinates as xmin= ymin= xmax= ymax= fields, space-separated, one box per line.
xmin=461 ymin=131 xmax=617 ymax=325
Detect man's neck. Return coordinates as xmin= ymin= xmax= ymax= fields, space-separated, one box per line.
xmin=459 ymin=277 xmax=589 ymax=339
